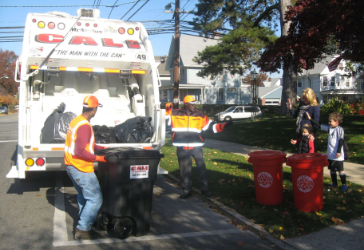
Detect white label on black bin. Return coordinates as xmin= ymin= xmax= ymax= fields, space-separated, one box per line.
xmin=130 ymin=165 xmax=149 ymax=179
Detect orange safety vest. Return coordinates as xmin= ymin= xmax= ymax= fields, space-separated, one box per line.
xmin=165 ymin=109 xmax=172 ymax=126
xmin=64 ymin=115 xmax=95 ymax=173
xmin=171 ymin=107 xmax=212 ymax=147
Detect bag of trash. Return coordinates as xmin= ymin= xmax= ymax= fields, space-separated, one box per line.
xmin=41 ymin=103 xmax=76 ymax=143
xmin=114 ymin=117 xmax=153 ymax=143
xmin=93 ymin=125 xmax=117 ymax=144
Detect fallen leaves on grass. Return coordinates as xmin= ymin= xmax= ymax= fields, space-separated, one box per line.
xmin=280 ymin=235 xmax=285 ymax=240
xmin=331 ymin=217 xmax=344 ymax=225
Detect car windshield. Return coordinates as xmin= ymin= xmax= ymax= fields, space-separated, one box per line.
xmin=0 ymin=107 xmax=6 ymax=110
xmin=224 ymin=107 xmax=236 ymax=112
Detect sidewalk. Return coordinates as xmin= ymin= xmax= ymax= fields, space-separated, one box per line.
xmin=202 ymin=138 xmax=364 ymax=250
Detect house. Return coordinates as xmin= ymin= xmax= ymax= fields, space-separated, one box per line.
xmin=163 ymin=35 xmax=250 ymax=104
xmin=155 ymin=56 xmax=172 ymax=104
xmin=297 ymin=56 xmax=364 ymax=105
xmin=259 ymin=86 xmax=282 ymax=106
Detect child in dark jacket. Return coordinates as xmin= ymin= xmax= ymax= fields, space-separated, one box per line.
xmin=290 ymin=124 xmax=315 ymax=153
xmin=307 ymin=111 xmax=347 ymax=191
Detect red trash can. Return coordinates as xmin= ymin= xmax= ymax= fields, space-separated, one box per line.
xmin=248 ymin=150 xmax=286 ymax=205
xmin=286 ymin=153 xmax=329 ymax=212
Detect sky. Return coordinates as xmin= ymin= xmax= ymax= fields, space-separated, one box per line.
xmin=0 ymin=0 xmax=281 ymax=78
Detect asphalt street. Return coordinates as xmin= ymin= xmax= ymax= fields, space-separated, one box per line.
xmin=0 ymin=114 xmax=278 ymax=250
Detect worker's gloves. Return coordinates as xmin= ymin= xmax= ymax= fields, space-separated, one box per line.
xmin=95 ymin=155 xmax=107 ymax=162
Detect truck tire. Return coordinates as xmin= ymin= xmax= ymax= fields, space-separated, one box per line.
xmin=114 ymin=217 xmax=134 ymax=239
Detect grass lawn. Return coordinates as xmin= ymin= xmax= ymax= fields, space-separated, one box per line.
xmin=161 ymin=138 xmax=364 ymax=239
xmin=204 ymin=114 xmax=364 ymax=164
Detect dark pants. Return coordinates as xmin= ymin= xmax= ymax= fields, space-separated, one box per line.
xmin=177 ymin=147 xmax=209 ymax=194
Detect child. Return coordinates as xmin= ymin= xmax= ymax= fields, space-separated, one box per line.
xmin=306 ymin=111 xmax=347 ymax=191
xmin=290 ymin=124 xmax=315 ymax=153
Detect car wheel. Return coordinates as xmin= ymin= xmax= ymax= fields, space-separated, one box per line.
xmin=224 ymin=116 xmax=232 ymax=121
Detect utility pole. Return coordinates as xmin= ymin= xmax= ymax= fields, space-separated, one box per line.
xmin=172 ymin=0 xmax=180 ymax=109
xmin=165 ymin=1 xmax=191 ymax=109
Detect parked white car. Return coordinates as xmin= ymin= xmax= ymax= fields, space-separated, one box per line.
xmin=214 ymin=106 xmax=262 ymax=121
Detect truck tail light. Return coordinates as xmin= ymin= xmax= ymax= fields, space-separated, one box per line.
xmin=58 ymin=23 xmax=65 ymax=30
xmin=48 ymin=22 xmax=55 ymax=29
xmin=25 ymin=158 xmax=34 ymax=167
xmin=127 ymin=28 xmax=134 ymax=35
xmin=36 ymin=158 xmax=45 ymax=166
xmin=118 ymin=27 xmax=125 ymax=34
xmin=38 ymin=21 xmax=45 ymax=29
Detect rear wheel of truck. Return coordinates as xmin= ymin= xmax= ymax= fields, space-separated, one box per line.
xmin=114 ymin=217 xmax=134 ymax=239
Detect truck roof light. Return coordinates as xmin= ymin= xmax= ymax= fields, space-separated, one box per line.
xmin=127 ymin=28 xmax=134 ymax=35
xmin=136 ymin=27 xmax=139 ymax=31
xmin=48 ymin=22 xmax=55 ymax=29
xmin=58 ymin=23 xmax=65 ymax=30
xmin=77 ymin=22 xmax=81 ymax=26
xmin=94 ymin=23 xmax=98 ymax=27
xmin=32 ymin=19 xmax=37 ymax=23
xmin=118 ymin=28 xmax=125 ymax=34
xmin=25 ymin=158 xmax=34 ymax=167
xmin=38 ymin=21 xmax=45 ymax=28
xmin=86 ymin=23 xmax=90 ymax=27
xmin=36 ymin=158 xmax=45 ymax=167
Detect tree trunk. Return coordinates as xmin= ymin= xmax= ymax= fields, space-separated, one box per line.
xmin=279 ymin=0 xmax=297 ymax=115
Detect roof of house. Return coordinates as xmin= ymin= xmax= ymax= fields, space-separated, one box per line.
xmin=165 ymin=35 xmax=220 ymax=70
xmin=262 ymin=77 xmax=281 ymax=87
xmin=155 ymin=56 xmax=169 ymax=75
xmin=299 ymin=56 xmax=336 ymax=75
xmin=259 ymin=86 xmax=282 ymax=99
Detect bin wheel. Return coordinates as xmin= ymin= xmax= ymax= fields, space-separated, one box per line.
xmin=94 ymin=213 xmax=108 ymax=231
xmin=114 ymin=217 xmax=134 ymax=239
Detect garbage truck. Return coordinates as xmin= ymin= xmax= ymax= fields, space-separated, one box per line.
xmin=7 ymin=8 xmax=165 ymax=179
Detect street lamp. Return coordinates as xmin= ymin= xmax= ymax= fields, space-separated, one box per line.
xmin=251 ymin=70 xmax=258 ymax=121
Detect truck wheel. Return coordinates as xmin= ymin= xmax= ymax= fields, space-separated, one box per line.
xmin=224 ymin=116 xmax=232 ymax=121
xmin=114 ymin=217 xmax=134 ymax=239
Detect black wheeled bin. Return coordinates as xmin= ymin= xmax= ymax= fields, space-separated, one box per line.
xmin=96 ymin=147 xmax=164 ymax=239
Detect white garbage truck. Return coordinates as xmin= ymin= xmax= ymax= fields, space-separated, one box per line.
xmin=7 ymin=9 xmax=165 ymax=179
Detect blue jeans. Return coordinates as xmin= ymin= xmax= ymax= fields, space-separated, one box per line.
xmin=66 ymin=166 xmax=103 ymax=231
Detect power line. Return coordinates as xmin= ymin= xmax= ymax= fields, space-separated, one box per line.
xmin=108 ymin=0 xmax=119 ymax=19
xmin=127 ymin=0 xmax=150 ymax=21
xmin=120 ymin=0 xmax=141 ymax=20
xmin=0 ymin=1 xmax=142 ymax=8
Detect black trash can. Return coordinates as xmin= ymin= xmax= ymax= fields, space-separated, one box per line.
xmin=96 ymin=147 xmax=164 ymax=239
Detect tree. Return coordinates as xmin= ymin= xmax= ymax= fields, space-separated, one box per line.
xmin=258 ymin=0 xmax=364 ymax=74
xmin=242 ymin=72 xmax=268 ymax=86
xmin=192 ymin=0 xmax=297 ymax=114
xmin=0 ymin=94 xmax=18 ymax=108
xmin=0 ymin=49 xmax=18 ymax=95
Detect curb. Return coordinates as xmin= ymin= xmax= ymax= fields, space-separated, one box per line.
xmin=166 ymin=173 xmax=296 ymax=250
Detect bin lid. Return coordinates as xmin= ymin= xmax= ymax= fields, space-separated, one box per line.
xmin=286 ymin=153 xmax=327 ymax=163
xmin=96 ymin=147 xmax=164 ymax=159
xmin=248 ymin=150 xmax=286 ymax=160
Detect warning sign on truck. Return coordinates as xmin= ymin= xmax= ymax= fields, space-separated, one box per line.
xmin=130 ymin=165 xmax=149 ymax=179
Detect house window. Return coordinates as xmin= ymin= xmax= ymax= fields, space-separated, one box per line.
xmin=218 ymin=88 xmax=224 ymax=101
xmin=180 ymin=68 xmax=185 ymax=81
xmin=330 ymin=77 xmax=335 ymax=86
xmin=323 ymin=77 xmax=328 ymax=86
xmin=298 ymin=82 xmax=302 ymax=87
xmin=228 ymin=88 xmax=237 ymax=93
xmin=346 ymin=78 xmax=350 ymax=87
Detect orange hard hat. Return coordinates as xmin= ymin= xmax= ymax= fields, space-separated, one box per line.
xmin=83 ymin=95 xmax=103 ymax=108
xmin=165 ymin=102 xmax=172 ymax=109
xmin=183 ymin=95 xmax=197 ymax=104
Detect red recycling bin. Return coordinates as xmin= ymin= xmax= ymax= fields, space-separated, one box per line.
xmin=286 ymin=153 xmax=329 ymax=212
xmin=248 ymin=150 xmax=286 ymax=205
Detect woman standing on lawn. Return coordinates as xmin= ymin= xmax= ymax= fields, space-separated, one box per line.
xmin=286 ymin=88 xmax=320 ymax=139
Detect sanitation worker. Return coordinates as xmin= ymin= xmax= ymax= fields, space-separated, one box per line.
xmin=64 ymin=95 xmax=108 ymax=240
xmin=165 ymin=102 xmax=173 ymax=131
xmin=170 ymin=96 xmax=233 ymax=199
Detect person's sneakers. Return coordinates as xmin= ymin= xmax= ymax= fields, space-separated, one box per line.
xmin=202 ymin=191 xmax=212 ymax=198
xmin=74 ymin=228 xmax=101 ymax=240
xmin=341 ymin=184 xmax=348 ymax=191
xmin=329 ymin=183 xmax=338 ymax=189
xmin=179 ymin=192 xmax=192 ymax=199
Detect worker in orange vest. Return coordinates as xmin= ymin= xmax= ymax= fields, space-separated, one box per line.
xmin=170 ymin=96 xmax=233 ymax=199
xmin=64 ymin=95 xmax=107 ymax=240
xmin=165 ymin=102 xmax=173 ymax=130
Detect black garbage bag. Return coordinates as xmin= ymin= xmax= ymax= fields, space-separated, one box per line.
xmin=114 ymin=117 xmax=153 ymax=143
xmin=93 ymin=125 xmax=117 ymax=144
xmin=41 ymin=103 xmax=76 ymax=143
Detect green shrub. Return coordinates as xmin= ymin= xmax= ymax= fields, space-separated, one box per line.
xmin=321 ymin=97 xmax=352 ymax=115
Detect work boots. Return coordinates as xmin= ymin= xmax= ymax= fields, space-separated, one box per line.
xmin=74 ymin=228 xmax=101 ymax=240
